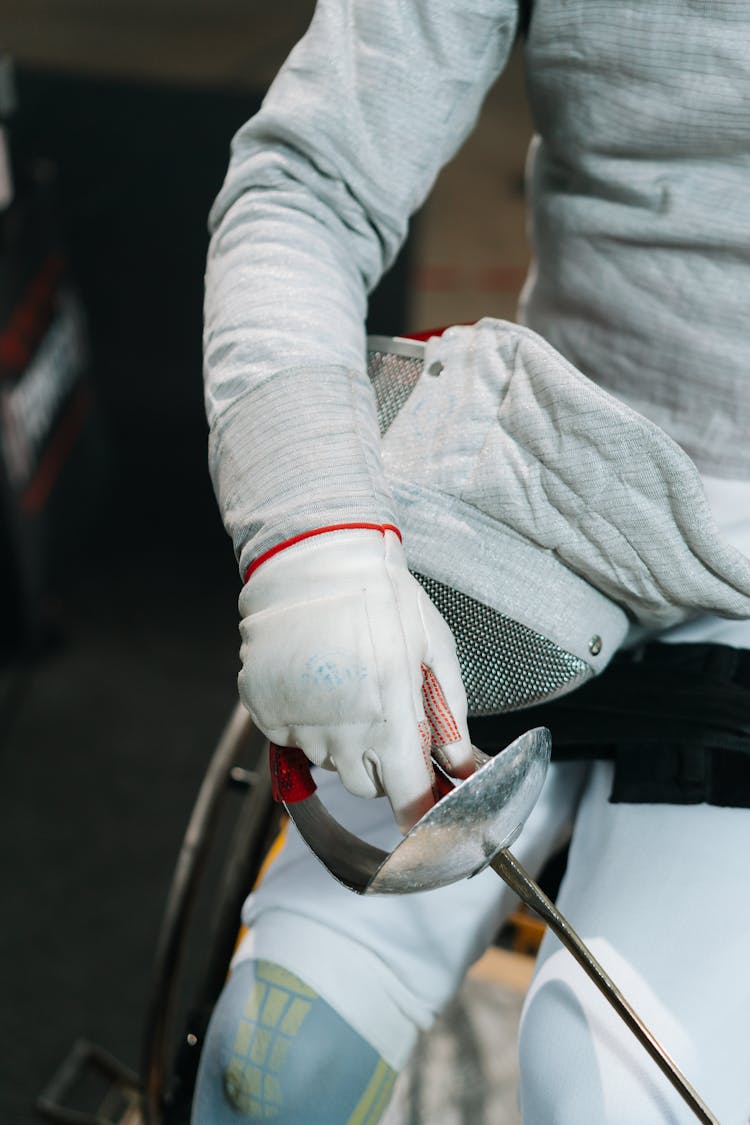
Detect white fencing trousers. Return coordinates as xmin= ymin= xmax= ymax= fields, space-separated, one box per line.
xmin=518 ymin=763 xmax=750 ymax=1124
xmin=233 ymin=761 xmax=750 ymax=1121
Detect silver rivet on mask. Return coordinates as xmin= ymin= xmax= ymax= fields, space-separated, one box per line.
xmin=589 ymin=635 xmax=602 ymax=656
xmin=427 ymin=360 xmax=444 ymax=377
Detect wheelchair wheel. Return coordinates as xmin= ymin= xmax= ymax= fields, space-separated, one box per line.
xmin=141 ymin=701 xmax=284 ymax=1125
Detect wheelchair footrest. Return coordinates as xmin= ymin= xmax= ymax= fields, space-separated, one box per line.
xmin=36 ymin=1038 xmax=143 ymax=1125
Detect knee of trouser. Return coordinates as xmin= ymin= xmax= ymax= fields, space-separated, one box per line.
xmin=192 ymin=958 xmax=399 ymax=1125
xmin=517 ymin=975 xmax=609 ymax=1124
xmin=517 ymin=954 xmax=697 ymax=1125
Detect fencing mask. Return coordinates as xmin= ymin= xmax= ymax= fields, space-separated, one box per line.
xmin=368 ymin=321 xmax=750 ymax=717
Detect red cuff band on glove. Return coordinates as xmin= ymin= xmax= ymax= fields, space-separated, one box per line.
xmin=244 ymin=523 xmax=402 ymax=583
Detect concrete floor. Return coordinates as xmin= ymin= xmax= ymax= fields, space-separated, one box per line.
xmin=4 ymin=7 xmax=536 ymax=1122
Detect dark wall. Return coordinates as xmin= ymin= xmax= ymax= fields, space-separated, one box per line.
xmin=0 ymin=70 xmax=412 ymax=1124
xmin=13 ymin=69 xmax=412 ymax=569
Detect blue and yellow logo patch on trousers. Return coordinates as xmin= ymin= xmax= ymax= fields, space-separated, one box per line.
xmin=224 ymin=960 xmax=396 ymax=1123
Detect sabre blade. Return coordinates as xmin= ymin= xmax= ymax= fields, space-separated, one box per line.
xmin=489 ymin=848 xmax=719 ymax=1125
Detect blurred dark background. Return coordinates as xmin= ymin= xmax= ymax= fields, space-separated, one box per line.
xmin=0 ymin=3 xmax=414 ymax=1121
xmin=0 ymin=4 xmax=531 ymax=1121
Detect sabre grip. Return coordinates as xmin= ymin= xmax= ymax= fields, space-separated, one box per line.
xmin=269 ymin=744 xmax=456 ymax=805
xmin=269 ymin=743 xmax=318 ymax=804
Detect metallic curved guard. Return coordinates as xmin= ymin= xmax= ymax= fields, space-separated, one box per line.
xmin=284 ymin=727 xmax=551 ymax=895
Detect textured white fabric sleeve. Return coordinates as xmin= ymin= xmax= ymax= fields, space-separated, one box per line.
xmin=204 ymin=0 xmax=520 ymax=575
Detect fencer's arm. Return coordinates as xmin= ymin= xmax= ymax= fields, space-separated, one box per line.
xmin=204 ymin=1 xmax=520 ymax=827
xmin=204 ymin=0 xmax=520 ymax=576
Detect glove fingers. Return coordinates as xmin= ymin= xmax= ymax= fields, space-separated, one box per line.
xmin=282 ymin=728 xmax=382 ymax=796
xmin=328 ymin=738 xmax=382 ymax=800
xmin=375 ymin=719 xmax=437 ymax=833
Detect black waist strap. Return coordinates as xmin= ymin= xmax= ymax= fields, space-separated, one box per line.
xmin=468 ymin=643 xmax=750 ymax=807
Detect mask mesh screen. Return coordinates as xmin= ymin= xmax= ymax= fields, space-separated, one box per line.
xmin=368 ymin=346 xmax=423 ymax=435
xmin=413 ymin=573 xmax=593 ymax=715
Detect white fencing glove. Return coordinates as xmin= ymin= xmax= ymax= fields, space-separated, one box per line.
xmin=238 ymin=527 xmax=475 ymax=832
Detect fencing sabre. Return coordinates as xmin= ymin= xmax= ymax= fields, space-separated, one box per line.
xmin=270 ymin=733 xmax=719 ymax=1125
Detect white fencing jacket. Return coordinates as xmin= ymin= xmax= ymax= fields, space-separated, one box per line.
xmin=204 ymin=1 xmax=750 ymax=653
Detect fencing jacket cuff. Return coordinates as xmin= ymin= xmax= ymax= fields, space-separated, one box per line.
xmin=208 ymin=362 xmax=398 ymax=577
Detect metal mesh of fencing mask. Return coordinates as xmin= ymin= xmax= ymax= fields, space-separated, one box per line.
xmin=368 ymin=338 xmax=594 ymax=715
xmin=412 ymin=572 xmax=592 ymax=715
xmin=368 ymin=339 xmax=425 ymax=433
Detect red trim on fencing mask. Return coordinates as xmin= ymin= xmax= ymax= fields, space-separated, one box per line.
xmin=402 ymin=326 xmax=450 ymax=342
